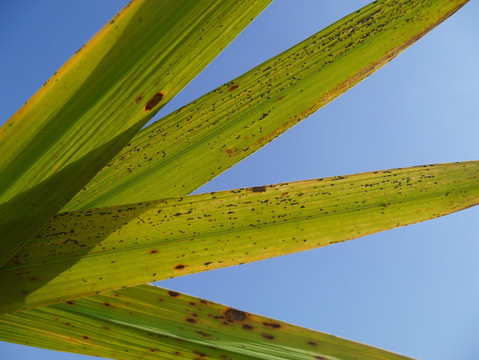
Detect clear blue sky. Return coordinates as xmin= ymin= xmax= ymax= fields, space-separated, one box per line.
xmin=1 ymin=1 xmax=478 ymax=359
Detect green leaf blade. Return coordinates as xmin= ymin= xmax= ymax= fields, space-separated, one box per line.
xmin=0 ymin=0 xmax=272 ymax=266
xmin=0 ymin=284 xmax=413 ymax=360
xmin=65 ymin=0 xmax=470 ymax=212
xmin=2 ymin=161 xmax=477 ymax=313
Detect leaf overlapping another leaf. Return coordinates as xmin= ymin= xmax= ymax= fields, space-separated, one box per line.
xmin=0 ymin=0 xmax=272 ymax=266
xmin=2 ymin=161 xmax=477 ymax=313
xmin=64 ymin=0 xmax=470 ymax=212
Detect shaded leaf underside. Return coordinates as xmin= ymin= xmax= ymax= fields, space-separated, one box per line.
xmin=0 ymin=0 xmax=272 ymax=266
xmin=0 ymin=284 xmax=412 ymax=360
xmin=2 ymin=161 xmax=477 ymax=313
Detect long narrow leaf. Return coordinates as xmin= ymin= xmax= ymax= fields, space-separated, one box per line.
xmin=64 ymin=0 xmax=469 ymax=212
xmin=2 ymin=161 xmax=477 ymax=313
xmin=0 ymin=0 xmax=272 ymax=266
xmin=0 ymin=284 xmax=412 ymax=360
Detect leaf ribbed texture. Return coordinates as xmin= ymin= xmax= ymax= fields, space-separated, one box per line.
xmin=0 ymin=284 xmax=412 ymax=360
xmin=0 ymin=0 xmax=272 ymax=266
xmin=64 ymin=0 xmax=469 ymax=212
xmin=2 ymin=161 xmax=477 ymax=313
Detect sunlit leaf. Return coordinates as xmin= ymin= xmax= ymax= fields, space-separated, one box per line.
xmin=0 ymin=0 xmax=272 ymax=266
xmin=64 ymin=0 xmax=469 ymax=211
xmin=0 ymin=284 xmax=412 ymax=360
xmin=2 ymin=161 xmax=477 ymax=313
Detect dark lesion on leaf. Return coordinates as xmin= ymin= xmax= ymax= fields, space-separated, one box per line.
xmin=167 ymin=290 xmax=179 ymax=297
xmin=252 ymin=185 xmax=266 ymax=193
xmin=145 ymin=92 xmax=164 ymax=111
xmin=263 ymin=321 xmax=281 ymax=329
xmin=228 ymin=83 xmax=239 ymax=91
xmin=225 ymin=308 xmax=247 ymax=321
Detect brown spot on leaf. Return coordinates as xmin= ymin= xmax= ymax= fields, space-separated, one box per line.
xmin=135 ymin=95 xmax=143 ymax=103
xmin=228 ymin=84 xmax=239 ymax=91
xmin=314 ymin=356 xmax=327 ymax=360
xmin=145 ymin=92 xmax=164 ymax=111
xmin=186 ymin=318 xmax=197 ymax=323
xmin=225 ymin=147 xmax=240 ymax=156
xmin=193 ymin=350 xmax=207 ymax=358
xmin=168 ymin=291 xmax=179 ymax=297
xmin=308 ymin=341 xmax=318 ymax=346
xmin=82 ymin=336 xmax=89 ymax=340
xmin=149 ymin=249 xmax=158 ymax=254
xmin=103 ymin=302 xmax=111 ymax=307
xmin=175 ymin=264 xmax=186 ymax=270
xmin=196 ymin=331 xmax=211 ymax=338
xmin=252 ymin=186 xmax=266 ymax=193
xmin=262 ymin=333 xmax=274 ymax=340
xmin=66 ymin=301 xmax=75 ymax=305
xmin=263 ymin=322 xmax=281 ymax=329
xmin=242 ymin=324 xmax=253 ymax=330
xmin=225 ymin=308 xmax=246 ymax=321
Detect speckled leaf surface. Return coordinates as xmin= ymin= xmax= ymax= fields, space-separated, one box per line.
xmin=63 ymin=0 xmax=469 ymax=212
xmin=0 ymin=284 xmax=413 ymax=360
xmin=0 ymin=0 xmax=272 ymax=266
xmin=2 ymin=161 xmax=477 ymax=313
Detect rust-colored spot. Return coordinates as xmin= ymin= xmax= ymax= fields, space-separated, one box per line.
xmin=228 ymin=84 xmax=239 ymax=91
xmin=149 ymin=249 xmax=158 ymax=254
xmin=175 ymin=264 xmax=186 ymax=270
xmin=174 ymin=351 xmax=182 ymax=356
xmin=13 ymin=259 xmax=22 ymax=265
xmin=29 ymin=277 xmax=37 ymax=282
xmin=82 ymin=336 xmax=89 ymax=340
xmin=225 ymin=147 xmax=240 ymax=156
xmin=263 ymin=322 xmax=281 ymax=329
xmin=225 ymin=308 xmax=246 ymax=321
xmin=314 ymin=356 xmax=327 ymax=360
xmin=242 ymin=324 xmax=253 ymax=330
xmin=145 ymin=92 xmax=164 ymax=111
xmin=262 ymin=333 xmax=274 ymax=340
xmin=66 ymin=301 xmax=75 ymax=305
xmin=200 ymin=300 xmax=208 ymax=305
xmin=168 ymin=291 xmax=179 ymax=297
xmin=308 ymin=341 xmax=318 ymax=346
xmin=135 ymin=95 xmax=143 ymax=103
xmin=196 ymin=331 xmax=211 ymax=338
xmin=252 ymin=186 xmax=266 ymax=193
xmin=103 ymin=302 xmax=111 ymax=307
xmin=193 ymin=350 xmax=207 ymax=358
xmin=186 ymin=318 xmax=197 ymax=323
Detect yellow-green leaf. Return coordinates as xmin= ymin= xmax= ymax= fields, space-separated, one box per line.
xmin=2 ymin=161 xmax=477 ymax=313
xmin=0 ymin=284 xmax=412 ymax=360
xmin=64 ymin=0 xmax=469 ymax=212
xmin=0 ymin=0 xmax=272 ymax=266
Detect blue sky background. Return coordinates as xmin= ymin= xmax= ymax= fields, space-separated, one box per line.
xmin=1 ymin=1 xmax=478 ymax=359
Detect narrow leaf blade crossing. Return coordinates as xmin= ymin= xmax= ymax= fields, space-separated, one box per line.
xmin=0 ymin=284 xmax=413 ymax=360
xmin=2 ymin=161 xmax=477 ymax=312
